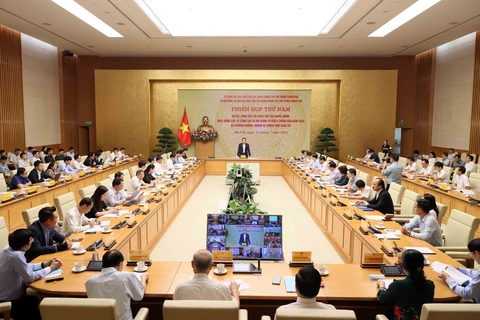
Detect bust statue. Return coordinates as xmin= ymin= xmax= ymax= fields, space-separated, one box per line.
xmin=197 ymin=116 xmax=215 ymax=132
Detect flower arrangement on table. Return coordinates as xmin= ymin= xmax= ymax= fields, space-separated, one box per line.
xmin=191 ymin=129 xmax=218 ymax=142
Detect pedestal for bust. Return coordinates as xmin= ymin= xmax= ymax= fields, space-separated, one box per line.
xmin=196 ymin=140 xmax=215 ymax=158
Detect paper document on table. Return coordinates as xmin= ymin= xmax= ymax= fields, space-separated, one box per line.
xmin=430 ymin=261 xmax=449 ymax=273
xmin=44 ymin=268 xmax=63 ymax=279
xmin=70 ymin=242 xmax=80 ymax=250
xmin=100 ymin=220 xmax=110 ymax=227
xmin=459 ymin=190 xmax=475 ymax=195
xmin=385 ymin=229 xmax=402 ymax=235
xmin=404 ymin=246 xmax=435 ymax=254
xmin=102 ymin=211 xmax=124 ymax=218
xmin=384 ymin=279 xmax=394 ymax=289
xmin=364 ymin=215 xmax=384 ymax=221
xmin=132 ymin=272 xmax=145 ymax=282
xmin=374 ymin=234 xmax=400 ymax=240
xmin=444 ymin=266 xmax=471 ymax=285
xmin=222 ymin=279 xmax=251 ymax=292
xmin=284 ymin=276 xmax=296 ymax=293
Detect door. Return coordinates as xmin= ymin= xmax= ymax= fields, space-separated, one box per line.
xmin=78 ymin=126 xmax=90 ymax=154
xmin=400 ymin=128 xmax=414 ymax=157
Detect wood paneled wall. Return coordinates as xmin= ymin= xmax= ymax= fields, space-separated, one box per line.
xmin=413 ymin=49 xmax=436 ymax=155
xmin=77 ymin=56 xmax=416 ymax=151
xmin=470 ymin=31 xmax=480 ymax=154
xmin=0 ymin=25 xmax=25 ymax=151
xmin=59 ymin=51 xmax=78 ymax=151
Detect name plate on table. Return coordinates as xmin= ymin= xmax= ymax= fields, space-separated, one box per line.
xmin=49 ymin=180 xmax=55 ymax=186
xmin=359 ymin=220 xmax=369 ymax=234
xmin=213 ymin=250 xmax=233 ymax=265
xmin=79 ymin=170 xmax=85 ymax=177
xmin=2 ymin=193 xmax=11 ymax=202
xmin=361 ymin=252 xmax=384 ymax=268
xmin=28 ymin=186 xmax=36 ymax=194
xmin=118 ymin=160 xmax=123 ymax=164
xmin=111 ymin=161 xmax=116 ymax=166
xmin=103 ymin=164 xmax=107 ymax=169
xmin=427 ymin=178 xmax=434 ymax=185
xmin=292 ymin=251 xmax=311 ymax=262
xmin=91 ymin=168 xmax=96 ymax=173
xmin=130 ymin=250 xmax=151 ymax=261
xmin=240 ymin=155 xmax=246 ymax=159
xmin=127 ymin=215 xmax=136 ymax=226
xmin=66 ymin=174 xmax=72 ymax=181
xmin=104 ymin=233 xmax=116 ymax=249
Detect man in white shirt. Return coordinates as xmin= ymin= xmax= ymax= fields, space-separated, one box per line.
xmin=106 ymin=178 xmax=132 ymax=207
xmin=0 ymin=229 xmax=62 ymax=320
xmin=110 ymin=148 xmax=119 ymax=161
xmin=364 ymin=148 xmax=370 ymax=159
xmin=17 ymin=152 xmax=29 ymax=168
xmin=166 ymin=153 xmax=175 ymax=171
xmin=276 ymin=266 xmax=335 ymax=313
xmin=8 ymin=148 xmax=21 ymax=165
xmin=465 ymin=155 xmax=477 ymax=173
xmin=433 ymin=162 xmax=449 ymax=183
xmin=129 ymin=170 xmax=147 ymax=192
xmin=344 ymin=179 xmax=373 ymax=200
xmin=447 ymin=148 xmax=457 ymax=161
xmin=154 ymin=156 xmax=164 ymax=177
xmin=417 ymin=159 xmax=434 ymax=177
xmin=86 ymin=250 xmax=147 ymax=320
xmin=117 ymin=147 xmax=126 ymax=160
xmin=454 ymin=166 xmax=471 ymax=190
xmin=441 ymin=152 xmax=451 ymax=167
xmin=26 ymin=147 xmax=34 ymax=159
xmin=317 ymin=156 xmax=328 ymax=173
xmin=31 ymin=150 xmax=41 ymax=165
xmin=404 ymin=157 xmax=419 ymax=173
xmin=61 ymin=198 xmax=95 ymax=236
xmin=324 ymin=162 xmax=340 ymax=181
xmin=401 ymin=199 xmax=442 ymax=246
xmin=66 ymin=147 xmax=75 ymax=158
xmin=173 ymin=249 xmax=239 ymax=300
xmin=57 ymin=156 xmax=77 ymax=175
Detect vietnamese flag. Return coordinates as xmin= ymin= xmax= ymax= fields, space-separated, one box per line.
xmin=177 ymin=108 xmax=192 ymax=146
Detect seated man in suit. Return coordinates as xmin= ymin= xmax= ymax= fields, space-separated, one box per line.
xmin=83 ymin=152 xmax=95 ymax=167
xmin=10 ymin=167 xmax=32 ymax=190
xmin=28 ymin=160 xmax=45 ymax=184
xmin=237 ymin=137 xmax=251 ymax=158
xmin=238 ymin=229 xmax=251 ymax=246
xmin=356 ymin=178 xmax=394 ymax=214
xmin=55 ymin=148 xmax=65 ymax=161
xmin=368 ymin=149 xmax=380 ymax=163
xmin=26 ymin=206 xmax=72 ymax=262
xmin=277 ymin=266 xmax=335 ymax=311
xmin=173 ymin=249 xmax=239 ymax=301
xmin=86 ymin=250 xmax=148 ymax=320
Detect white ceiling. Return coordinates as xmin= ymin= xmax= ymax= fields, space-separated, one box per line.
xmin=0 ymin=0 xmax=479 ymax=57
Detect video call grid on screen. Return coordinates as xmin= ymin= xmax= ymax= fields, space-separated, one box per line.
xmin=206 ymin=214 xmax=283 ymax=260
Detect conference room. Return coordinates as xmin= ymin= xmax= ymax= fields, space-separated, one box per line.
xmin=1 ymin=0 xmax=480 ymax=320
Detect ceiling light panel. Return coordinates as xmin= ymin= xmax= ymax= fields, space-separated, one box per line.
xmin=142 ymin=0 xmax=353 ymax=36
xmin=51 ymin=0 xmax=123 ymax=37
xmin=369 ymin=0 xmax=441 ymax=37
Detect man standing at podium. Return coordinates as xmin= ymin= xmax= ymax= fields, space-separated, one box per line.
xmin=238 ymin=229 xmax=251 ymax=246
xmin=237 ymin=137 xmax=251 ymax=158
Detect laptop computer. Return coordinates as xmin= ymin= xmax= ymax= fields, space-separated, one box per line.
xmin=53 ymin=173 xmax=62 ymax=184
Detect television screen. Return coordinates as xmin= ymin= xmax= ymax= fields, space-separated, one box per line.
xmin=206 ymin=214 xmax=283 ymax=260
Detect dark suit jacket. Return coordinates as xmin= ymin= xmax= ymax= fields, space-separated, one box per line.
xmin=238 ymin=233 xmax=251 ymax=246
xmin=237 ymin=143 xmax=251 ymax=158
xmin=25 ymin=220 xmax=67 ymax=262
xmin=28 ymin=169 xmax=45 ymax=184
xmin=84 ymin=157 xmax=94 ymax=167
xmin=367 ymin=189 xmax=394 ymax=215
xmin=369 ymin=153 xmax=380 ymax=163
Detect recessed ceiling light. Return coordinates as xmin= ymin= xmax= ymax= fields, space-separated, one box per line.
xmin=147 ymin=45 xmax=151 ymax=47
xmin=143 ymin=0 xmax=357 ymax=36
xmin=42 ymin=22 xmax=52 ymax=26
xmin=88 ymin=45 xmax=95 ymax=48
xmin=339 ymin=45 xmax=343 ymax=48
xmin=104 ymin=11 xmax=110 ymax=14
xmin=402 ymin=45 xmax=409 ymax=48
xmin=117 ymin=22 xmax=125 ymax=25
xmin=449 ymin=21 xmax=459 ymax=25
xmin=383 ymin=10 xmax=388 ymax=13
xmin=52 ymin=0 xmax=123 ymax=37
xmin=369 ymin=0 xmax=441 ymax=37
xmin=366 ymin=21 xmax=375 ymax=25
xmin=186 ymin=45 xmax=192 ymax=48
xmin=298 ymin=45 xmax=304 ymax=48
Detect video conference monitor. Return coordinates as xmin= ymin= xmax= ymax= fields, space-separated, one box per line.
xmin=206 ymin=214 xmax=283 ymax=261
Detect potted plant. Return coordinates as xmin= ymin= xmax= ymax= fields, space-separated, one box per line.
xmin=315 ymin=127 xmax=338 ymax=154
xmin=153 ymin=127 xmax=177 ymax=154
xmin=222 ymin=200 xmax=268 ymax=215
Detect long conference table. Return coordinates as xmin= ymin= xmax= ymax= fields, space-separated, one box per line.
xmin=21 ymin=158 xmax=463 ymax=320
xmin=345 ymin=158 xmax=480 ymax=238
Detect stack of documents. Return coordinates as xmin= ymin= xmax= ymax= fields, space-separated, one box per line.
xmin=430 ymin=261 xmax=471 ymax=286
